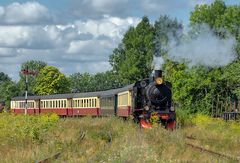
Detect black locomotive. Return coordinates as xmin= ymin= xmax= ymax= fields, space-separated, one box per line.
xmin=132 ymin=70 xmax=176 ymax=129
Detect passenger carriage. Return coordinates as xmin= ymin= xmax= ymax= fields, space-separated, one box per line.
xmin=39 ymin=94 xmax=71 ymax=116
xmin=72 ymin=92 xmax=100 ymax=116
xmin=11 ymin=84 xmax=134 ymax=117
xmin=11 ymin=97 xmax=39 ymax=114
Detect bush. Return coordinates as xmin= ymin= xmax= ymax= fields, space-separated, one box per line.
xmin=0 ymin=113 xmax=59 ymax=144
xmin=176 ymin=109 xmax=194 ymax=127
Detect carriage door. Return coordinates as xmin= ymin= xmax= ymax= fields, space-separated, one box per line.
xmin=114 ymin=94 xmax=118 ymax=116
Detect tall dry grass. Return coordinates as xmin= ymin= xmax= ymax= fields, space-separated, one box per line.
xmin=0 ymin=113 xmax=239 ymax=162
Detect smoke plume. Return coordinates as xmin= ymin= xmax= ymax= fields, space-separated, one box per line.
xmin=168 ymin=25 xmax=236 ymax=67
xmin=153 ymin=55 xmax=164 ymax=70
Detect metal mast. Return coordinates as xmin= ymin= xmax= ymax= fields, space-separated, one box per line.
xmin=21 ymin=67 xmax=38 ymax=115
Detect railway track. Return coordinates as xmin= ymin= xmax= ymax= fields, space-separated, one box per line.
xmin=35 ymin=132 xmax=86 ymax=163
xmin=35 ymin=152 xmax=61 ymax=163
xmin=35 ymin=129 xmax=239 ymax=162
xmin=185 ymin=136 xmax=240 ymax=161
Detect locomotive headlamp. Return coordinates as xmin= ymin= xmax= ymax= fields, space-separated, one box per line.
xmin=155 ymin=77 xmax=163 ymax=85
xmin=154 ymin=70 xmax=163 ymax=85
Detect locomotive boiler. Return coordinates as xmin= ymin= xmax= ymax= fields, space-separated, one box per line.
xmin=132 ymin=70 xmax=176 ymax=129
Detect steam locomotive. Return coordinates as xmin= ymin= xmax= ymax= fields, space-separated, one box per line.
xmin=132 ymin=70 xmax=176 ymax=129
xmin=11 ymin=70 xmax=176 ymax=129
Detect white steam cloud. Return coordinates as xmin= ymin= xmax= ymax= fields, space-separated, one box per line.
xmin=153 ymin=55 xmax=164 ymax=70
xmin=168 ymin=26 xmax=236 ymax=67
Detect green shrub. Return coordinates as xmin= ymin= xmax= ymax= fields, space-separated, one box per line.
xmin=0 ymin=113 xmax=59 ymax=144
xmin=176 ymin=109 xmax=194 ymax=127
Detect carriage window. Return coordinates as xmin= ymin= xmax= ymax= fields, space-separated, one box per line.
xmin=118 ymin=92 xmax=129 ymax=106
xmin=64 ymin=101 xmax=66 ymax=108
xmin=80 ymin=100 xmax=83 ymax=107
xmin=73 ymin=100 xmax=75 ymax=107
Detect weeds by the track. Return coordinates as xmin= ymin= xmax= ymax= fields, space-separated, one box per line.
xmin=0 ymin=113 xmax=239 ymax=162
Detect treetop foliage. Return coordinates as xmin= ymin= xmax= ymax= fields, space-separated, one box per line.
xmin=18 ymin=60 xmax=47 ymax=95
xmin=34 ymin=66 xmax=70 ymax=95
xmin=110 ymin=16 xmax=155 ymax=84
xmin=0 ymin=72 xmax=11 ymax=84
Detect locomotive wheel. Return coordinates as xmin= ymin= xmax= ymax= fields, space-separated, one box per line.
xmin=166 ymin=120 xmax=176 ymax=130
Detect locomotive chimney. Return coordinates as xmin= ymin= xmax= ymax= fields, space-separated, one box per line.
xmin=154 ymin=70 xmax=162 ymax=78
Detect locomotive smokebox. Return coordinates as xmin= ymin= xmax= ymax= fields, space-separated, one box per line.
xmin=154 ymin=70 xmax=162 ymax=78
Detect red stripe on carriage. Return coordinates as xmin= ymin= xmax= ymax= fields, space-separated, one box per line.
xmin=72 ymin=108 xmax=100 ymax=116
xmin=40 ymin=108 xmax=68 ymax=115
xmin=117 ymin=106 xmax=131 ymax=117
xmin=13 ymin=108 xmax=36 ymax=114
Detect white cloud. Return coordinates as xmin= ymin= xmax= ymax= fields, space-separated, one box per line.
xmin=0 ymin=26 xmax=57 ymax=49
xmin=0 ymin=2 xmax=52 ymax=25
xmin=66 ymin=39 xmax=113 ymax=62
xmin=75 ymin=15 xmax=140 ymax=38
xmin=0 ymin=9 xmax=140 ymax=80
xmin=0 ymin=48 xmax=17 ymax=57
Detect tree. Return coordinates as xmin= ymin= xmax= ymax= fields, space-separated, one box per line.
xmin=34 ymin=66 xmax=70 ymax=95
xmin=0 ymin=72 xmax=20 ymax=110
xmin=109 ymin=44 xmax=125 ymax=73
xmin=154 ymin=15 xmax=183 ymax=57
xmin=69 ymin=71 xmax=124 ymax=93
xmin=18 ymin=60 xmax=47 ymax=95
xmin=109 ymin=16 xmax=155 ymax=84
xmin=190 ymin=0 xmax=226 ymax=28
xmin=69 ymin=72 xmax=93 ymax=93
xmin=92 ymin=71 xmax=124 ymax=91
xmin=0 ymin=72 xmax=11 ymax=84
xmin=223 ymin=60 xmax=240 ymax=97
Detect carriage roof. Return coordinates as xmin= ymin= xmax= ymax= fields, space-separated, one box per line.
xmin=11 ymin=84 xmax=134 ymax=101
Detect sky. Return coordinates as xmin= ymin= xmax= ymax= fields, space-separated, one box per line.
xmin=0 ymin=0 xmax=239 ymax=81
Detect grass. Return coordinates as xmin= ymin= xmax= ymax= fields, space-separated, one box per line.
xmin=0 ymin=113 xmax=239 ymax=162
